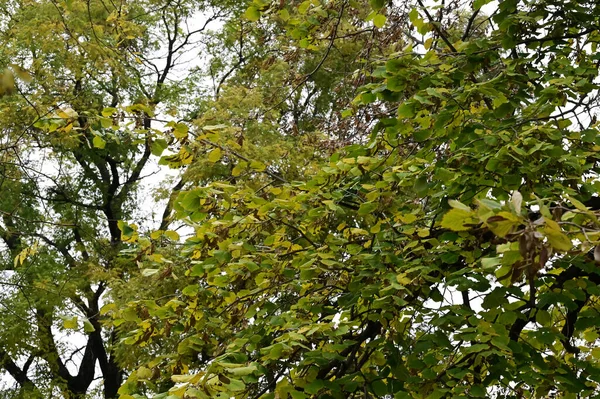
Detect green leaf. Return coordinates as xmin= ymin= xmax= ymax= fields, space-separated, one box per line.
xmin=226 ymin=364 xmax=258 ymax=376
xmin=448 ymin=200 xmax=471 ymax=211
xmin=250 ymin=160 xmax=266 ymax=171
xmin=151 ymin=139 xmax=168 ymax=156
xmin=164 ymin=230 xmax=180 ymax=241
xmin=93 ymin=135 xmax=106 ymax=149
xmin=101 ymin=107 xmax=117 ymax=117
xmin=473 ymin=0 xmax=492 ymax=10
xmin=414 ymin=176 xmax=429 ymax=196
xmin=370 ymin=0 xmax=384 ymax=9
xmin=397 ymin=103 xmax=416 ymax=118
xmin=117 ymin=220 xmax=135 ymax=236
xmin=173 ymin=122 xmax=189 ymax=138
xmin=279 ymin=8 xmax=290 ymax=21
xmin=358 ymin=201 xmax=378 ymax=215
xmin=536 ymin=309 xmax=552 ymax=326
xmin=244 ymin=6 xmax=260 ymax=21
xmin=83 ymin=319 xmax=96 ymax=333
xmin=371 ymin=379 xmax=388 ymax=396
xmin=373 ymin=14 xmax=387 ymax=28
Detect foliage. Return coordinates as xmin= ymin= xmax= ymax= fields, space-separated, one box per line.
xmin=111 ymin=0 xmax=600 ymax=398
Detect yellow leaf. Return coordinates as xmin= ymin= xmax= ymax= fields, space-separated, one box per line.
xmin=137 ymin=366 xmax=152 ymax=380
xmin=487 ymin=219 xmax=517 ymax=237
xmin=207 ymin=148 xmax=222 ymax=163
xmin=370 ymin=222 xmax=382 ymax=234
xmin=250 ymin=160 xmax=266 ymax=171
xmin=164 ymin=230 xmax=180 ymax=241
xmin=417 ymin=228 xmax=430 ymax=237
xmin=173 ymin=123 xmax=189 ymax=139
xmin=441 ymin=208 xmax=476 ymax=231
xmin=232 ymin=162 xmax=246 ymax=176
xmin=544 ymin=228 xmax=572 ymax=252
xmin=63 ymin=316 xmax=78 ymax=329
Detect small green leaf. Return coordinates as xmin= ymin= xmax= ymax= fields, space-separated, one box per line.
xmin=151 ymin=139 xmax=168 ymax=156
xmin=117 ymin=220 xmax=135 ymax=236
xmin=99 ymin=117 xmax=112 ymax=129
xmin=414 ymin=176 xmax=429 ymax=196
xmin=83 ymin=319 xmax=96 ymax=333
xmin=397 ymin=103 xmax=416 ymax=118
xmin=232 ymin=161 xmax=247 ymax=176
xmin=279 ymin=8 xmax=290 ymax=21
xmin=473 ymin=0 xmax=492 ymax=10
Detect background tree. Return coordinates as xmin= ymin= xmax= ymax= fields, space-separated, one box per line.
xmin=0 ymin=0 xmax=235 ymax=397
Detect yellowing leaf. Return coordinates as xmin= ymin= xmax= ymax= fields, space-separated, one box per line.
xmin=245 ymin=6 xmax=260 ymax=21
xmin=173 ymin=123 xmax=189 ymax=139
xmin=141 ymin=268 xmax=160 ymax=277
xmin=250 ymin=160 xmax=266 ymax=171
xmin=565 ymin=195 xmax=588 ymax=212
xmin=544 ymin=228 xmax=572 ymax=252
xmin=279 ymin=8 xmax=290 ymax=21
xmin=448 ymin=199 xmax=471 ymax=211
xmin=63 ymin=316 xmax=78 ymax=330
xmin=93 ymin=135 xmax=106 ymax=149
xmin=101 ymin=107 xmax=117 ymax=117
xmin=486 ymin=218 xmax=517 ymax=238
xmin=441 ymin=208 xmax=476 ymax=231
xmin=164 ymin=230 xmax=180 ymax=241
xmin=100 ymin=303 xmax=117 ymax=315
xmin=232 ymin=162 xmax=247 ymax=176
xmin=207 ymin=148 xmax=222 ymax=163
xmin=137 ymin=366 xmax=152 ymax=380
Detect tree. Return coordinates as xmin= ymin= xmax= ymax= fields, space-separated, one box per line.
xmin=109 ymin=0 xmax=600 ymax=398
xmin=0 ymin=0 xmax=235 ymax=397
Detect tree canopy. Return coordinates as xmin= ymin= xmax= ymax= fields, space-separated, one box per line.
xmin=1 ymin=0 xmax=600 ymax=398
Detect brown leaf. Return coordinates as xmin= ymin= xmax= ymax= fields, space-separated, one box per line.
xmin=539 ymin=246 xmax=549 ymax=268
